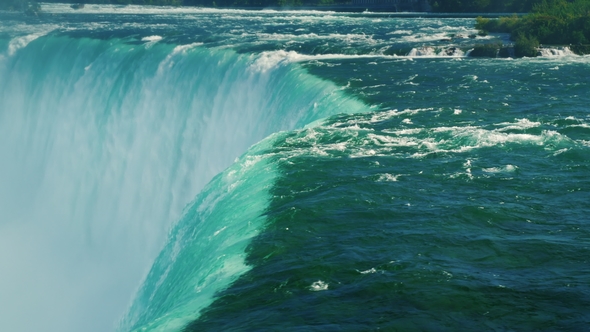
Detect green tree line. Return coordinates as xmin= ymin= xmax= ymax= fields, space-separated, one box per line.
xmin=474 ymin=0 xmax=590 ymax=56
xmin=477 ymin=0 xmax=590 ymax=44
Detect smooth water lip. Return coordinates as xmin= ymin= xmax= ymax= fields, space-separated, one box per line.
xmin=108 ymin=44 xmax=368 ymax=331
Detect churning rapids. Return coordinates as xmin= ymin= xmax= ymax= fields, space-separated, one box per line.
xmin=1 ymin=4 xmax=589 ymax=332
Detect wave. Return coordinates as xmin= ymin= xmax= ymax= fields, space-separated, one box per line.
xmin=36 ymin=3 xmax=343 ymax=15
xmin=538 ymin=46 xmax=576 ymax=57
xmin=407 ymin=46 xmax=465 ymax=57
xmin=0 ymin=33 xmax=366 ymax=332
xmin=269 ymin=110 xmax=584 ymax=161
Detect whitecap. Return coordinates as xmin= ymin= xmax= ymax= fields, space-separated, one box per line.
xmin=377 ymin=174 xmax=400 ymax=182
xmin=482 ymin=165 xmax=518 ymax=173
xmin=538 ymin=47 xmax=575 ymax=57
xmin=310 ymin=280 xmax=328 ymax=291
xmin=359 ymin=268 xmax=378 ymax=274
xmin=141 ymin=35 xmax=163 ymax=42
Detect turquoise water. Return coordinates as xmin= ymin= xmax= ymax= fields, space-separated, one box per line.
xmin=0 ymin=4 xmax=589 ymax=332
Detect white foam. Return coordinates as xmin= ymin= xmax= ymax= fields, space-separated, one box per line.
xmin=399 ymin=32 xmax=452 ymax=43
xmin=367 ymin=133 xmax=419 ymax=148
xmin=351 ymin=149 xmax=378 ymax=158
xmin=464 ymin=159 xmax=473 ymax=179
xmin=407 ymin=46 xmax=465 ymax=58
xmin=310 ymin=280 xmax=329 ymax=291
xmin=377 ymin=174 xmax=400 ymax=182
xmin=255 ymin=32 xmax=377 ymax=45
xmin=7 ymin=31 xmax=52 ymax=56
xmin=359 ymin=268 xmax=378 ymax=274
xmin=142 ymin=35 xmax=163 ymax=42
xmin=389 ymin=29 xmax=412 ymax=35
xmin=408 ymin=46 xmax=436 ymax=57
xmin=249 ymin=50 xmax=401 ymax=73
xmin=247 ymin=48 xmax=468 ymax=71
xmin=482 ymin=165 xmax=518 ymax=173
xmin=370 ymin=108 xmax=436 ymax=123
xmin=538 ymin=47 xmax=576 ymax=57
xmin=570 ymin=123 xmax=590 ymax=129
xmin=496 ymin=118 xmax=542 ymax=131
xmin=249 ymin=50 xmax=298 ymax=73
xmin=36 ymin=3 xmax=391 ymax=16
xmin=142 ymin=35 xmax=163 ymax=49
xmin=401 ymin=126 xmax=572 ymax=159
xmin=157 ymin=42 xmax=203 ymax=73
xmin=276 ymin=115 xmax=574 ymax=168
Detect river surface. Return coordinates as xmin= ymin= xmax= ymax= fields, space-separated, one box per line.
xmin=1 ymin=4 xmax=589 ymax=331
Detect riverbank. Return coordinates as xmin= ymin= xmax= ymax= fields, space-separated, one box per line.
xmin=475 ymin=0 xmax=590 ymax=56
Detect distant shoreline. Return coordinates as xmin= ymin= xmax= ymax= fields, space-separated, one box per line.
xmin=0 ymin=1 xmax=526 ymax=18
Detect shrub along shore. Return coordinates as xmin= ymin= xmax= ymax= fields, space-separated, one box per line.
xmin=475 ymin=0 xmax=590 ymax=56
